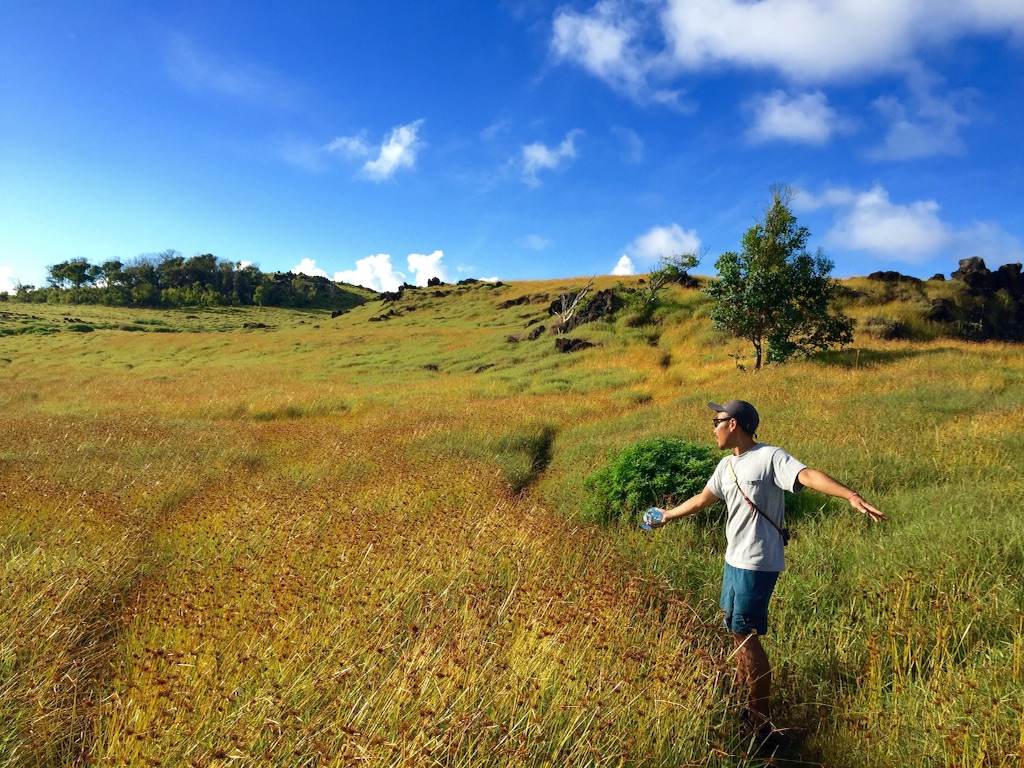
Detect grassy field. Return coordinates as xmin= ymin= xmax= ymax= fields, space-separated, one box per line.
xmin=1 ymin=278 xmax=1022 ymax=767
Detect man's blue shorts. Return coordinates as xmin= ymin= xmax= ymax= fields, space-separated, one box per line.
xmin=720 ymin=563 xmax=779 ymax=636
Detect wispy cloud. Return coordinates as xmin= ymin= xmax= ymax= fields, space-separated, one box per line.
xmin=325 ymin=120 xmax=426 ymax=181
xmin=520 ymin=130 xmax=583 ymax=186
xmin=522 ymin=234 xmax=552 ymax=251
xmin=867 ymin=69 xmax=974 ymax=161
xmin=164 ymin=33 xmax=297 ymax=108
xmin=747 ymin=90 xmax=849 ymax=145
xmin=611 ymin=126 xmax=645 ymax=163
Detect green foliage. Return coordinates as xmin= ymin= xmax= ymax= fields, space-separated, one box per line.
xmin=30 ymin=253 xmax=373 ymax=311
xmin=584 ymin=438 xmax=719 ymax=523
xmin=706 ymin=186 xmax=854 ymax=369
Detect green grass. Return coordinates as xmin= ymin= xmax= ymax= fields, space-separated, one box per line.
xmin=1 ymin=277 xmax=1023 ymax=766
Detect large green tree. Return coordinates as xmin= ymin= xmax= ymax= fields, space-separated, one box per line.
xmin=706 ymin=186 xmax=854 ymax=370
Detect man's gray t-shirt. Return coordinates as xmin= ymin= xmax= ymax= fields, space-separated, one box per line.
xmin=706 ymin=444 xmax=807 ymax=573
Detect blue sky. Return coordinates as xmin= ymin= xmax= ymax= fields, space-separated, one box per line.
xmin=2 ymin=1 xmax=1023 ymax=294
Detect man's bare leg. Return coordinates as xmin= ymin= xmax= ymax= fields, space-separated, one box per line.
xmin=733 ymin=631 xmax=771 ymax=726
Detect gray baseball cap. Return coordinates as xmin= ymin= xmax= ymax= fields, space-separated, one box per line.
xmin=708 ymin=400 xmax=759 ymax=435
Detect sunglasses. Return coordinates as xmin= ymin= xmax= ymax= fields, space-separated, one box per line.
xmin=712 ymin=417 xmax=732 ymax=427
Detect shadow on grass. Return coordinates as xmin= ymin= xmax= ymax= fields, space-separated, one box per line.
xmin=810 ymin=346 xmax=953 ymax=368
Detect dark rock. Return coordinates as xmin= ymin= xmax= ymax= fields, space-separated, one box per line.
xmin=929 ymin=273 xmax=946 ymax=281
xmin=926 ymin=298 xmax=956 ymax=323
xmin=867 ymin=271 xmax=922 ymax=284
xmin=952 ymin=257 xmax=994 ymax=294
xmin=427 ymin=277 xmax=442 ymax=287
xmin=423 ymin=364 xmax=439 ymax=371
xmin=526 ymin=325 xmax=546 ymax=341
xmin=331 ymin=310 xmax=346 ymax=318
xmin=242 ymin=322 xmax=267 ymax=329
xmin=474 ymin=364 xmax=495 ymax=373
xmin=498 ymin=295 xmax=531 ymax=309
xmin=554 ymin=338 xmax=595 ymax=353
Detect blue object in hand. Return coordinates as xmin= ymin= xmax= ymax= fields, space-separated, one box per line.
xmin=641 ymin=507 xmax=664 ymax=530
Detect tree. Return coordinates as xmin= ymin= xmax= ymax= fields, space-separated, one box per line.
xmin=641 ymin=252 xmax=701 ymax=310
xmin=706 ymin=186 xmax=853 ymax=370
xmin=551 ymin=277 xmax=595 ymax=334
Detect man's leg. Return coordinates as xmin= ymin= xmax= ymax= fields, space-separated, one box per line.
xmin=733 ymin=631 xmax=771 ymax=726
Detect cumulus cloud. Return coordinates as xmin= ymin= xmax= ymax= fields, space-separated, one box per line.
xmin=661 ymin=0 xmax=1024 ymax=82
xmin=612 ymin=255 xmax=636 ymax=275
xmin=292 ymin=258 xmax=329 ymax=278
xmin=797 ymin=183 xmax=1024 ymax=265
xmin=747 ymin=90 xmax=848 ymax=145
xmin=407 ymin=250 xmax=449 ymax=285
xmin=325 ymin=120 xmax=425 ymax=181
xmin=555 ymin=1 xmax=1024 ymax=94
xmin=551 ymin=1 xmax=684 ymax=106
xmin=333 ymin=254 xmax=406 ymax=292
xmin=330 ymin=251 xmax=450 ymax=292
xmin=0 ymin=265 xmax=16 ymax=294
xmin=624 ymin=223 xmax=701 ymax=269
xmin=520 ymin=130 xmax=583 ymax=186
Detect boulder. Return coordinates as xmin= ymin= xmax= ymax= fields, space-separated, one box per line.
xmin=554 ymin=338 xmax=595 ymax=353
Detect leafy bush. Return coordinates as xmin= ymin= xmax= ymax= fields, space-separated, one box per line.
xmin=584 ymin=438 xmax=720 ymax=523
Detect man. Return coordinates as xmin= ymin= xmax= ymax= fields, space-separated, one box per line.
xmin=648 ymin=400 xmax=886 ymax=743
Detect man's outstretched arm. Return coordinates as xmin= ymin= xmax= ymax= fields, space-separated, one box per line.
xmin=797 ymin=468 xmax=887 ymax=522
xmin=656 ymin=486 xmax=720 ymax=525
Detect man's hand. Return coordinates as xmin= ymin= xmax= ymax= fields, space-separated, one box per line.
xmin=641 ymin=508 xmax=666 ymax=530
xmin=849 ymin=493 xmax=887 ymax=522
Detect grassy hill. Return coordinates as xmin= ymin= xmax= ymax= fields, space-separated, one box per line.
xmin=1 ymin=277 xmax=1022 ymax=767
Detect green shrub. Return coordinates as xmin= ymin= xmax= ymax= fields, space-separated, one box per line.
xmin=584 ymin=438 xmax=720 ymax=523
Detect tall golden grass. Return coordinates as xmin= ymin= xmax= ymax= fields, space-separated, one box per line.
xmin=2 ymin=279 xmax=1023 ymax=767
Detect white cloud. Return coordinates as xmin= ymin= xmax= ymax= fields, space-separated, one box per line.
xmin=799 ymin=184 xmax=948 ymax=262
xmin=661 ymin=0 xmax=1024 ymax=82
xmin=325 ymin=120 xmax=425 ymax=181
xmin=624 ymin=224 xmax=701 ymax=269
xmin=291 ymin=258 xmax=329 ymax=278
xmin=798 ymin=183 xmax=1024 ymax=265
xmin=867 ymin=69 xmax=973 ymax=160
xmin=0 ymin=265 xmax=16 ymax=294
xmin=612 ymin=255 xmax=636 ymax=275
xmin=364 ymin=121 xmax=425 ymax=181
xmin=521 ymin=130 xmax=583 ymax=186
xmin=332 ymin=250 xmax=451 ymax=292
xmin=407 ymin=250 xmax=448 ymax=285
xmin=747 ymin=90 xmax=847 ymax=145
xmin=551 ymin=1 xmax=684 ymax=106
xmin=334 ymin=254 xmax=407 ymax=292
xmin=556 ymin=1 xmax=1024 ymax=93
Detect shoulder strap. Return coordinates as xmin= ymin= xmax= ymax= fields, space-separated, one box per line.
xmin=728 ymin=459 xmax=786 ymax=538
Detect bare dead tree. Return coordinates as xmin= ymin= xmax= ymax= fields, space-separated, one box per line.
xmin=552 ymin=277 xmax=595 ymax=334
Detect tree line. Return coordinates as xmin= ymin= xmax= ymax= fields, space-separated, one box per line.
xmin=5 ymin=250 xmax=371 ymax=310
